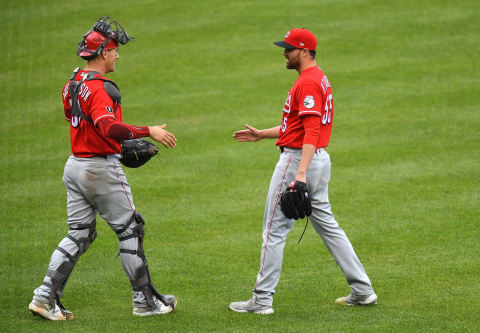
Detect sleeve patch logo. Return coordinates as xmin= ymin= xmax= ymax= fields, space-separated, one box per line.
xmin=106 ymin=106 xmax=113 ymax=113
xmin=303 ymin=95 xmax=315 ymax=109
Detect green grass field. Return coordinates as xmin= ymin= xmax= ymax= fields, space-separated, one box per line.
xmin=1 ymin=0 xmax=479 ymax=332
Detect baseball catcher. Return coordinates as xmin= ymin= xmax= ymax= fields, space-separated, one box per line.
xmin=29 ymin=16 xmax=177 ymax=321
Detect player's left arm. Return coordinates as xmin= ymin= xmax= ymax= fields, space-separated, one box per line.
xmin=64 ymin=108 xmax=72 ymax=122
xmin=296 ymin=114 xmax=321 ymax=182
xmin=62 ymin=83 xmax=72 ymax=122
xmin=296 ymin=83 xmax=323 ymax=182
xmin=296 ymin=143 xmax=316 ymax=183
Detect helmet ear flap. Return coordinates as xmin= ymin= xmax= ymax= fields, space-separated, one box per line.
xmin=95 ymin=35 xmax=112 ymax=56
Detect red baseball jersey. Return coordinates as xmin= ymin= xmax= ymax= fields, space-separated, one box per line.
xmin=276 ymin=66 xmax=334 ymax=149
xmin=62 ymin=70 xmax=122 ymax=157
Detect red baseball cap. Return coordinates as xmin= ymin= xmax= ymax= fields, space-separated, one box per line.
xmin=274 ymin=28 xmax=317 ymax=51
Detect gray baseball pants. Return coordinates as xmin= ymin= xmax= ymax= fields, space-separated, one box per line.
xmin=33 ymin=155 xmax=150 ymax=307
xmin=252 ymin=148 xmax=374 ymax=306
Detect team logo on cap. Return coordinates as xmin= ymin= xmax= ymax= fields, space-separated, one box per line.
xmin=285 ymin=31 xmax=290 ymax=38
xmin=303 ymin=95 xmax=315 ymax=109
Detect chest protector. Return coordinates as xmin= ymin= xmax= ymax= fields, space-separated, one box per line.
xmin=68 ymin=68 xmax=121 ymax=123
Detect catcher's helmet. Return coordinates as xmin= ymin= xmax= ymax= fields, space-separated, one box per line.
xmin=77 ymin=16 xmax=135 ymax=58
xmin=78 ymin=30 xmax=118 ymax=57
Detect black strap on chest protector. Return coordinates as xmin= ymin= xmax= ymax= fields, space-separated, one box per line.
xmin=68 ymin=68 xmax=122 ymax=124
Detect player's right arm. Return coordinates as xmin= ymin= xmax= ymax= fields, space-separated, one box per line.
xmin=233 ymin=124 xmax=280 ymax=142
xmin=96 ymin=118 xmax=177 ymax=148
xmin=87 ymin=81 xmax=177 ymax=148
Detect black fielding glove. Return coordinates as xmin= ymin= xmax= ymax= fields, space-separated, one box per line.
xmin=280 ymin=180 xmax=312 ymax=220
xmin=120 ymin=139 xmax=158 ymax=168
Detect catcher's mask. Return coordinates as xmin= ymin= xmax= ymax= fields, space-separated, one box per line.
xmin=77 ymin=16 xmax=135 ymax=58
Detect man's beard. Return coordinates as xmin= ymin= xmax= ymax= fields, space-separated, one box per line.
xmin=286 ymin=56 xmax=300 ymax=70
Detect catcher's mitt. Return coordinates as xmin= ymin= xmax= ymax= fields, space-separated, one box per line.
xmin=120 ymin=139 xmax=158 ymax=168
xmin=280 ymin=180 xmax=312 ymax=220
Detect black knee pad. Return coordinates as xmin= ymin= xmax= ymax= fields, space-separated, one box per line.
xmin=116 ymin=211 xmax=145 ymax=255
xmin=67 ymin=220 xmax=97 ymax=256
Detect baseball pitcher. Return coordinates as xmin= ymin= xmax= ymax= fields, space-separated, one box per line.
xmin=230 ymin=28 xmax=377 ymax=314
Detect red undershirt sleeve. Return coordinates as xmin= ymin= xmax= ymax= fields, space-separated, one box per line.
xmin=97 ymin=117 xmax=150 ymax=141
xmin=302 ymin=115 xmax=322 ymax=146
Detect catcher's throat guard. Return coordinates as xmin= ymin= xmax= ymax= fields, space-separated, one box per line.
xmin=77 ymin=16 xmax=135 ymax=57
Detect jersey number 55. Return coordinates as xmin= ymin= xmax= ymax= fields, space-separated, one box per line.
xmin=322 ymin=94 xmax=333 ymax=125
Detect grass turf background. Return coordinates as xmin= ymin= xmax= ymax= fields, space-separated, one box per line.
xmin=1 ymin=0 xmax=479 ymax=332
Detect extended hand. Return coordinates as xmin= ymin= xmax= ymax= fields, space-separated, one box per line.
xmin=232 ymin=124 xmax=262 ymax=142
xmin=149 ymin=124 xmax=177 ymax=148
